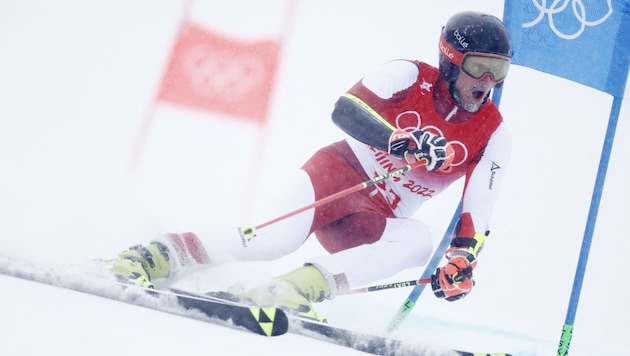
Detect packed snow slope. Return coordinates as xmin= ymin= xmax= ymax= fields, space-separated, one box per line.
xmin=1 ymin=1 xmax=628 ymax=355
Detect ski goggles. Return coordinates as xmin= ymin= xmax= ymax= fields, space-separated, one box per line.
xmin=439 ymin=35 xmax=511 ymax=83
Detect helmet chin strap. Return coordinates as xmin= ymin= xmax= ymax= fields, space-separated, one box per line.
xmin=445 ymin=106 xmax=458 ymax=122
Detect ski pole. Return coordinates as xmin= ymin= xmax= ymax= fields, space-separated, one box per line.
xmin=239 ymin=158 xmax=428 ymax=241
xmin=342 ymin=278 xmax=432 ymax=295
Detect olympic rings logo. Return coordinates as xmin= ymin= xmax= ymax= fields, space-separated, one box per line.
xmin=524 ymin=0 xmax=614 ymax=39
xmin=182 ymin=44 xmax=268 ymax=101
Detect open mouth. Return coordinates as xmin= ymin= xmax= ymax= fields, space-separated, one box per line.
xmin=472 ymin=90 xmax=486 ymax=100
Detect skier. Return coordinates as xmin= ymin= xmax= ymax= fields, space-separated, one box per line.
xmin=108 ymin=11 xmax=512 ymax=321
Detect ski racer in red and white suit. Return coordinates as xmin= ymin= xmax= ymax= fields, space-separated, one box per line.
xmin=311 ymin=59 xmax=511 ymax=298
xmin=147 ymin=60 xmax=509 ymax=304
xmin=109 ymin=11 xmax=512 ymax=319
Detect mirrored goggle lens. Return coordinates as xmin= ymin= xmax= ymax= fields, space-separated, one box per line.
xmin=461 ymin=55 xmax=510 ymax=82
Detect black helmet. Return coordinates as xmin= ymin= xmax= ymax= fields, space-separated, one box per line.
xmin=438 ymin=11 xmax=512 ymax=84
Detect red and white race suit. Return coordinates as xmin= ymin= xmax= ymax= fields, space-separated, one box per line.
xmin=161 ymin=60 xmax=511 ymax=293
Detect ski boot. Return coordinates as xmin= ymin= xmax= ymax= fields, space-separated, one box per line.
xmin=232 ymin=265 xmax=332 ymax=322
xmin=108 ymin=242 xmax=171 ymax=288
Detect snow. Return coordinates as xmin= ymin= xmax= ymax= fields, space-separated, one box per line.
xmin=1 ymin=274 xmax=364 ymax=356
xmin=1 ymin=1 xmax=628 ymax=355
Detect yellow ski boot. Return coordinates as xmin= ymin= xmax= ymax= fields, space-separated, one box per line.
xmin=108 ymin=242 xmax=171 ymax=288
xmin=236 ymin=265 xmax=332 ymax=322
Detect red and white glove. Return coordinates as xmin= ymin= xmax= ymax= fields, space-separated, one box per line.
xmin=388 ymin=129 xmax=452 ymax=172
xmin=431 ymin=232 xmax=487 ymax=301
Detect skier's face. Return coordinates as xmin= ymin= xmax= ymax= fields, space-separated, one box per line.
xmin=452 ymin=71 xmax=495 ymax=113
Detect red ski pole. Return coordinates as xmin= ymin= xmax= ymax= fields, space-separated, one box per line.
xmin=238 ymin=158 xmax=428 ymax=241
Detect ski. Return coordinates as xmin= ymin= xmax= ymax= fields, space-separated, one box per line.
xmin=203 ymin=290 xmax=512 ymax=356
xmin=159 ymin=287 xmax=288 ymax=336
xmin=0 ymin=257 xmax=511 ymax=353
xmin=139 ymin=287 xmax=288 ymax=336
xmin=0 ymin=259 xmax=288 ymax=337
xmin=290 ymin=316 xmax=512 ymax=356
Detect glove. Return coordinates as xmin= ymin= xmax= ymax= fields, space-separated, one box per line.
xmin=388 ymin=129 xmax=451 ymax=172
xmin=431 ymin=248 xmax=475 ymax=301
xmin=431 ymin=232 xmax=487 ymax=301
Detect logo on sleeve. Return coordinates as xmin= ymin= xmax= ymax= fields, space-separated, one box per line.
xmin=489 ymin=161 xmax=500 ymax=190
xmin=419 ymin=79 xmax=432 ymax=94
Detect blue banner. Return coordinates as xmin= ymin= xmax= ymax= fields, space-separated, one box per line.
xmin=503 ymin=0 xmax=630 ymax=97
